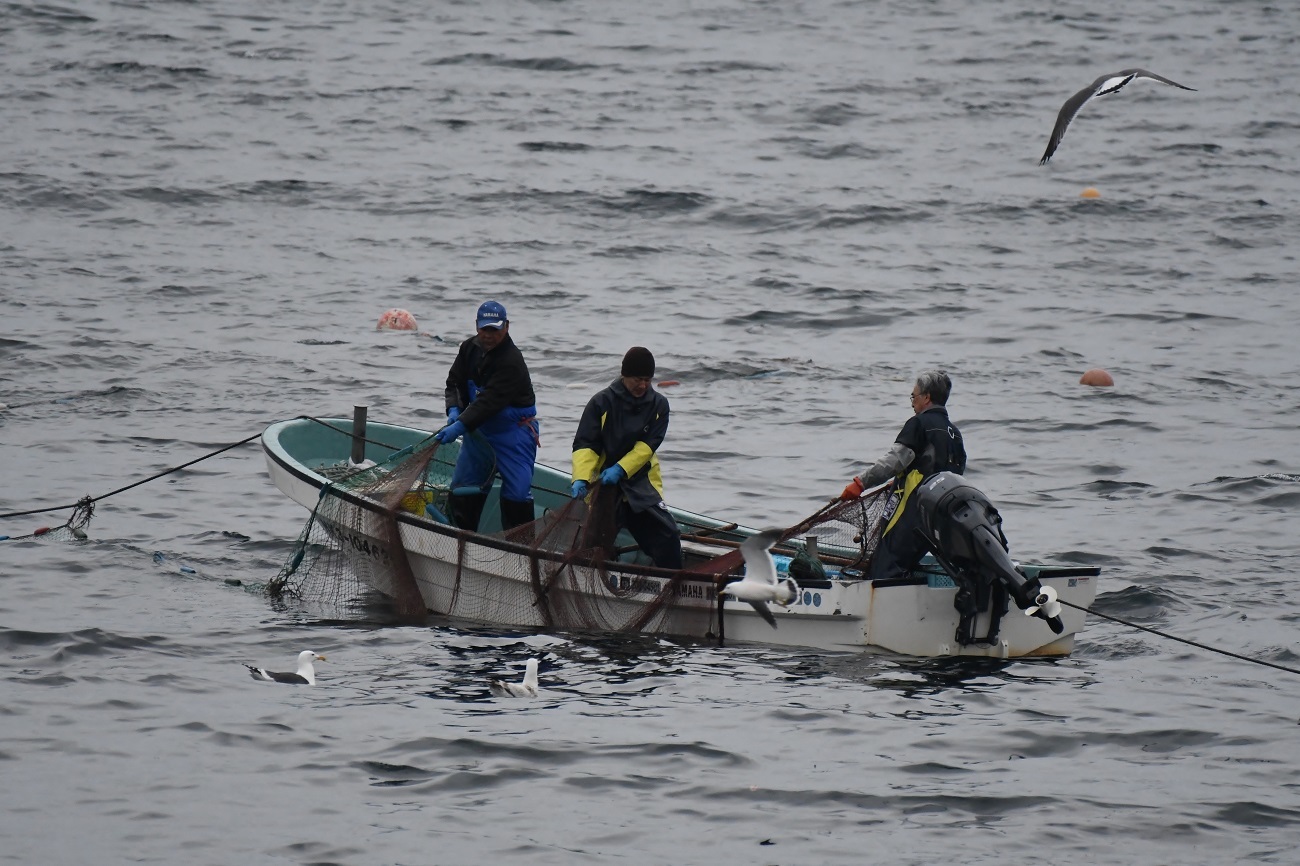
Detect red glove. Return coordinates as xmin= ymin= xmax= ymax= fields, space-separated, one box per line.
xmin=839 ymin=476 xmax=864 ymax=501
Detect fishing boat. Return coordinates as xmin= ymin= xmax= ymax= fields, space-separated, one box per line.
xmin=260 ymin=414 xmax=1099 ymax=658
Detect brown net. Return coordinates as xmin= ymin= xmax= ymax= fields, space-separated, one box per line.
xmin=682 ymin=487 xmax=897 ymax=581
xmin=0 ymin=497 xmax=96 ymax=544
xmin=268 ymin=429 xmax=898 ymax=637
xmin=267 ymin=433 xmax=443 ymax=617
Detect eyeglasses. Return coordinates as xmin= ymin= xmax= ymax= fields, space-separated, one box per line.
xmin=910 ymin=392 xmax=922 ymax=401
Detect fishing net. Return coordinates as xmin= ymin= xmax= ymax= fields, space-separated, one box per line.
xmin=267 ymin=430 xmax=447 ymax=617
xmin=513 ymin=481 xmax=901 ymax=635
xmin=268 ymin=420 xmax=898 ymax=636
xmin=0 ymin=497 xmax=96 ymax=543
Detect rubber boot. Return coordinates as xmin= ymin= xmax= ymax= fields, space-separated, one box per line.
xmin=448 ymin=492 xmax=488 ymax=532
xmin=499 ymin=498 xmax=536 ymax=537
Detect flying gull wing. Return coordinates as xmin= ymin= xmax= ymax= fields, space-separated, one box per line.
xmin=1040 ymin=68 xmax=1195 ymax=165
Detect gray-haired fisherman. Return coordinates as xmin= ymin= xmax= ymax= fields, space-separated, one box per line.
xmin=838 ymin=370 xmax=966 ymax=580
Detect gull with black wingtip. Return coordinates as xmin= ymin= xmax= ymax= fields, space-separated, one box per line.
xmin=245 ymin=650 xmax=326 ymax=685
xmin=719 ymin=528 xmax=800 ymax=629
xmin=1039 ymin=68 xmax=1196 ymax=165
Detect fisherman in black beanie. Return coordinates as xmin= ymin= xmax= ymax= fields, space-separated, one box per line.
xmin=570 ymin=347 xmax=683 ymax=569
xmin=621 ymin=346 xmax=655 ymax=378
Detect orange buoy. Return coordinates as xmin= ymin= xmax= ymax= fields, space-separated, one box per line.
xmin=1080 ymin=187 xmax=1101 ymax=199
xmin=377 ymin=308 xmax=418 ymax=331
xmin=1080 ymin=368 xmax=1114 ymax=387
xmin=657 ymin=380 xmax=681 ymax=388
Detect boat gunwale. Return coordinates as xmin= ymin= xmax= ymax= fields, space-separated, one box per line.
xmin=262 ymin=416 xmax=1101 ymax=609
xmin=261 ymin=420 xmax=728 ymax=586
xmin=262 ymin=417 xmax=1101 ymax=655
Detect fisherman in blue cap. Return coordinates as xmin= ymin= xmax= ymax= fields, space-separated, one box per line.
xmin=434 ymin=300 xmax=540 ymax=532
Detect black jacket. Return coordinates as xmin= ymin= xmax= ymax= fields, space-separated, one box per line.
xmin=897 ymin=405 xmax=966 ymax=478
xmin=572 ymin=379 xmax=670 ymax=512
xmin=443 ymin=333 xmax=535 ymax=431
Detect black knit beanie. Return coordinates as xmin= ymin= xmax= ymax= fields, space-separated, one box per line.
xmin=621 ymin=346 xmax=655 ymax=378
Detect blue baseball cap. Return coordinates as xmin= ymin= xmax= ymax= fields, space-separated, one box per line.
xmin=476 ymin=300 xmax=507 ymax=330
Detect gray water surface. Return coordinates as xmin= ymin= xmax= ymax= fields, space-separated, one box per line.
xmin=3 ymin=1 xmax=1299 ymax=863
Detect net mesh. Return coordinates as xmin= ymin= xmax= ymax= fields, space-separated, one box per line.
xmin=268 ymin=431 xmax=898 ymax=637
xmin=0 ymin=497 xmax=96 ymax=544
xmin=267 ymin=434 xmax=444 ymax=617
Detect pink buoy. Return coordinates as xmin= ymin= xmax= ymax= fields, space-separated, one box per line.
xmin=1080 ymin=368 xmax=1114 ymax=387
xmin=377 ymin=308 xmax=418 ymax=331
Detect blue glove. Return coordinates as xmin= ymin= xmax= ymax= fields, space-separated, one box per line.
xmin=434 ymin=420 xmax=466 ymax=444
xmin=570 ymin=480 xmax=588 ymax=499
xmin=447 ymin=406 xmax=461 ymax=423
xmin=600 ymin=464 xmax=626 ymax=486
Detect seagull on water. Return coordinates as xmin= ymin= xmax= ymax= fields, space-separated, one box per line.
xmin=720 ymin=528 xmax=800 ymax=629
xmin=1039 ymin=68 xmax=1196 ymax=165
xmin=245 ymin=650 xmax=326 ymax=685
xmin=489 ymin=657 xmax=540 ymax=698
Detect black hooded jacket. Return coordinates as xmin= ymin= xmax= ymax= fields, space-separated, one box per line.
xmin=572 ymin=378 xmax=670 ymax=512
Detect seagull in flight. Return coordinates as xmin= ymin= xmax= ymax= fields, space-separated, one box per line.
xmin=720 ymin=528 xmax=800 ymax=629
xmin=1039 ymin=69 xmax=1196 ymax=165
xmin=245 ymin=650 xmax=326 ymax=685
xmin=489 ymin=657 xmax=540 ymax=698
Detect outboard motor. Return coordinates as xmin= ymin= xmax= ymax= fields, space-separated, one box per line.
xmin=914 ymin=472 xmax=1065 ymax=642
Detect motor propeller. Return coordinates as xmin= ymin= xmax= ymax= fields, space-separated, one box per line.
xmin=1025 ymin=584 xmax=1065 ymax=633
xmin=1026 ymin=584 xmax=1061 ymax=618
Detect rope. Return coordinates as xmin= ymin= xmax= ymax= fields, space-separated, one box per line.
xmin=0 ymin=431 xmax=263 ymax=521
xmin=1061 ymin=599 xmax=1300 ymax=677
xmin=0 ymin=413 xmax=407 ymax=522
xmin=302 ymin=415 xmax=411 ymax=453
xmin=0 ymin=412 xmax=455 ymax=524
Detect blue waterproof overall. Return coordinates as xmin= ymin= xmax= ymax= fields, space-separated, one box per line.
xmin=450 ymin=384 xmax=539 ymax=502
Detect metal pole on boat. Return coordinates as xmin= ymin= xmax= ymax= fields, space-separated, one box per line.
xmin=716 ymin=589 xmax=726 ymax=647
xmin=350 ymin=405 xmax=368 ymax=465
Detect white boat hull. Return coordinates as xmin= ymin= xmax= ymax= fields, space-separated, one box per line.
xmin=262 ymin=417 xmax=1098 ymax=657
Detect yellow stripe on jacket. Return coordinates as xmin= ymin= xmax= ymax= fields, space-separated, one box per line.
xmin=572 ymin=411 xmax=665 ymax=496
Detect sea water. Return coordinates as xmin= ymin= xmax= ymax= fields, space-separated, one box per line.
xmin=2 ymin=1 xmax=1300 ymax=863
